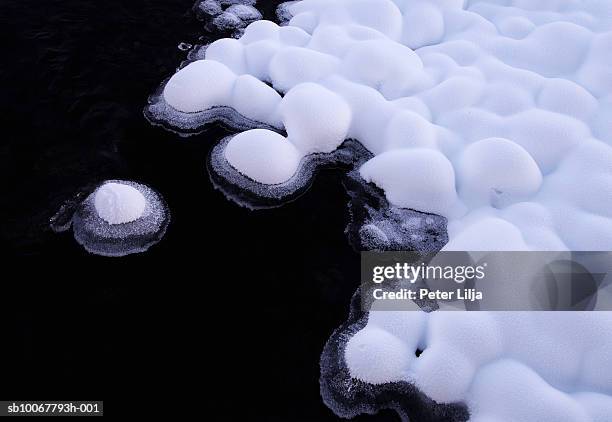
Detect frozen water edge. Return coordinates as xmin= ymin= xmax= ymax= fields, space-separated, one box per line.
xmin=151 ymin=0 xmax=612 ymax=251
xmin=343 ymin=165 xmax=448 ymax=252
xmin=209 ymin=135 xmax=367 ymax=209
xmin=144 ymin=2 xmax=463 ymax=418
xmin=320 ymin=289 xmax=469 ymax=422
xmin=209 ymin=131 xmax=449 ymax=253
xmin=51 ymin=180 xmax=170 ymax=257
xmin=146 ymin=0 xmax=612 ymax=419
xmin=150 ymin=91 xmax=450 ymax=251
xmin=144 ymin=81 xmax=281 ymax=137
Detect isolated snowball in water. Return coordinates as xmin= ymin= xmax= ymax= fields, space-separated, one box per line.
xmin=52 ymin=180 xmax=170 ymax=257
xmin=94 ymin=182 xmax=146 ymax=225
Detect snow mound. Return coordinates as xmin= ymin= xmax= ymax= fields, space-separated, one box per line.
xmin=94 ymin=182 xmax=146 ymax=225
xmin=163 ymin=60 xmax=237 ymax=113
xmin=224 ymin=129 xmax=301 ymax=184
xmin=359 ymin=149 xmax=461 ymax=217
xmin=280 ymin=82 xmax=351 ymax=154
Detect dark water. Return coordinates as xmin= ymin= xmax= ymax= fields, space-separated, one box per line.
xmin=0 ymin=1 xmax=398 ymax=419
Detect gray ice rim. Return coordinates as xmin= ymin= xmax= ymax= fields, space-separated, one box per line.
xmin=67 ymin=180 xmax=170 ymax=257
xmin=320 ymin=289 xmax=470 ymax=422
xmin=144 ymin=72 xmax=282 ymax=138
xmin=145 ymin=95 xmax=281 ymax=137
xmin=146 ymin=79 xmax=457 ymax=420
xmin=208 ymin=134 xmax=372 ymax=209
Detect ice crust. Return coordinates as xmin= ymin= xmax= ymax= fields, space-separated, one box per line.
xmin=197 ymin=0 xmax=262 ymax=35
xmin=51 ymin=180 xmax=170 ymax=257
xmin=147 ymin=0 xmax=612 ymax=420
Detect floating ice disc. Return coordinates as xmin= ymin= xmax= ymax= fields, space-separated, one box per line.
xmin=52 ymin=180 xmax=170 ymax=257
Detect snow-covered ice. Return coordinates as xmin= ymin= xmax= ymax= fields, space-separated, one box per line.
xmin=147 ymin=0 xmax=612 ymax=420
xmin=208 ymin=136 xmax=369 ymax=208
xmin=346 ymin=311 xmax=612 ymax=422
xmin=148 ymin=0 xmax=612 ymax=252
xmin=51 ymin=180 xmax=170 ymax=257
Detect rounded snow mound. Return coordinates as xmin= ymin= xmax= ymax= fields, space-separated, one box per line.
xmin=224 ymin=129 xmax=302 ymax=184
xmin=94 ymin=182 xmax=146 ymax=225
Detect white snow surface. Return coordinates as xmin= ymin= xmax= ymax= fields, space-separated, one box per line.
xmin=162 ymin=0 xmax=612 ymax=252
xmin=159 ymin=1 xmax=612 ymax=420
xmin=346 ymin=310 xmax=612 ymax=421
xmin=94 ymin=182 xmax=146 ymax=225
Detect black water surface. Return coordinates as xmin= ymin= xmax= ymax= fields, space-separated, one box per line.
xmin=0 ymin=0 xmax=398 ymax=419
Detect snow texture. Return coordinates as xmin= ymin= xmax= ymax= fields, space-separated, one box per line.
xmin=149 ymin=0 xmax=612 ymax=253
xmin=346 ymin=311 xmax=612 ymax=422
